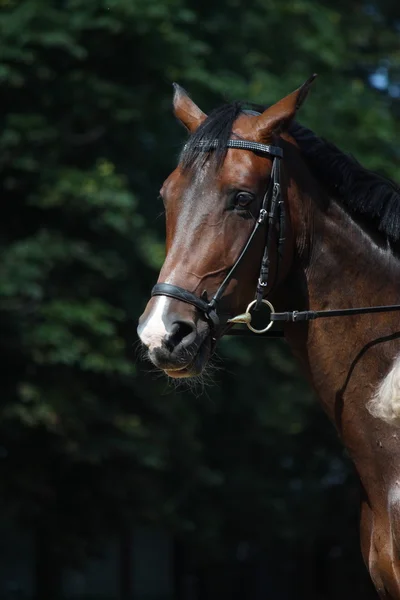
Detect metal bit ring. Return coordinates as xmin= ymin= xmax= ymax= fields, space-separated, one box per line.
xmin=246 ymin=299 xmax=275 ymax=333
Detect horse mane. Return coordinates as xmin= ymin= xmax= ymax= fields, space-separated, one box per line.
xmin=180 ymin=101 xmax=400 ymax=243
xmin=289 ymin=121 xmax=400 ymax=243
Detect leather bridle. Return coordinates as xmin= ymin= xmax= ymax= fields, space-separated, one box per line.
xmin=151 ymin=139 xmax=284 ymax=333
xmin=151 ymin=138 xmax=400 ymax=338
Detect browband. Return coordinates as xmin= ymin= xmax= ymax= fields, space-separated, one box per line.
xmin=184 ymin=139 xmax=283 ymax=158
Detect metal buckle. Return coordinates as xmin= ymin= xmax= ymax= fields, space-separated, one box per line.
xmin=227 ymin=299 xmax=275 ymax=334
xmin=257 ymin=209 xmax=267 ymax=224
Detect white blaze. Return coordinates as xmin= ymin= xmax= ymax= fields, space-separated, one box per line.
xmin=139 ymin=296 xmax=170 ymax=351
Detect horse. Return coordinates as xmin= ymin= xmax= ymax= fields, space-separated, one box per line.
xmin=137 ymin=76 xmax=400 ymax=599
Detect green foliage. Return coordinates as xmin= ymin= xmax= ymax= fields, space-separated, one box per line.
xmin=0 ymin=0 xmax=399 ymax=592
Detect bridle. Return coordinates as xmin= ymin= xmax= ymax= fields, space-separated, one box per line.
xmin=151 ymin=138 xmax=284 ymax=334
xmin=151 ymin=138 xmax=400 ymax=337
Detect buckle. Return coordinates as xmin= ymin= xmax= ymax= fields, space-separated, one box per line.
xmin=257 ymin=209 xmax=267 ymax=224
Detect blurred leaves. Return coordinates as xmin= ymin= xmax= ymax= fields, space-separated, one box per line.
xmin=0 ymin=0 xmax=399 ymax=587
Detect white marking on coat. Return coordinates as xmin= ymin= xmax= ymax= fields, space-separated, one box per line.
xmin=139 ymin=296 xmax=170 ymax=351
xmin=368 ymin=354 xmax=400 ymax=427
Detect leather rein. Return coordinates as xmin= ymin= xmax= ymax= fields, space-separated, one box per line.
xmin=151 ymin=138 xmax=400 ymax=338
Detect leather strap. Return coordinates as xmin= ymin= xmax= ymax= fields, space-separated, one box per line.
xmin=271 ymin=304 xmax=400 ymax=322
xmin=186 ymin=139 xmax=283 ymax=158
xmin=151 ymin=283 xmax=220 ymax=327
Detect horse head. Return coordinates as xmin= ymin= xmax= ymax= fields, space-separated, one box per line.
xmin=138 ymin=77 xmax=316 ymax=377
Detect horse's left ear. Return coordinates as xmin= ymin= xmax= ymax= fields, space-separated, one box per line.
xmin=172 ymin=83 xmax=207 ymax=133
xmin=255 ymin=74 xmax=317 ymax=141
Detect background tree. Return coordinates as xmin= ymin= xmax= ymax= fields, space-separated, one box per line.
xmin=0 ymin=0 xmax=399 ymax=598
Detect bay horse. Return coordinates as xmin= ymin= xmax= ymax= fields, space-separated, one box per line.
xmin=137 ymin=77 xmax=400 ymax=598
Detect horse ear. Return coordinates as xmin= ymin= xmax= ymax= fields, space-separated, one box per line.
xmin=173 ymin=83 xmax=207 ymax=133
xmin=255 ymin=74 xmax=317 ymax=141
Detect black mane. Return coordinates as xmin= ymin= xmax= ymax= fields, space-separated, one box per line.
xmin=289 ymin=121 xmax=400 ymax=242
xmin=180 ymin=101 xmax=400 ymax=242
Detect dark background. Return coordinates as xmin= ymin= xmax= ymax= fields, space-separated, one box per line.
xmin=1 ymin=0 xmax=400 ymax=598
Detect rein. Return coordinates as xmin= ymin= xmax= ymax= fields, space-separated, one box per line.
xmin=271 ymin=304 xmax=400 ymax=322
xmin=151 ymin=137 xmax=400 ymax=338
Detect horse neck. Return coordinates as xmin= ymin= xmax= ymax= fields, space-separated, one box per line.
xmin=281 ymin=181 xmax=400 ymax=440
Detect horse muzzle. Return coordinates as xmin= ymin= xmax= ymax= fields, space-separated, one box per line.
xmin=137 ymin=298 xmax=212 ymax=378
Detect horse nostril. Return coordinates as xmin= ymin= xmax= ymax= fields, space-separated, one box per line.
xmin=165 ymin=320 xmax=196 ymax=352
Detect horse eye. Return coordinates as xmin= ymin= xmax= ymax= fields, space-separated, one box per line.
xmin=234 ymin=192 xmax=254 ymax=209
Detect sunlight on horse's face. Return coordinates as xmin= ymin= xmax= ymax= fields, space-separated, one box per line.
xmin=138 ymin=118 xmax=273 ymax=378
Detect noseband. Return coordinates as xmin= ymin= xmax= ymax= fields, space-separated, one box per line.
xmin=151 ymin=139 xmax=284 ymax=330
